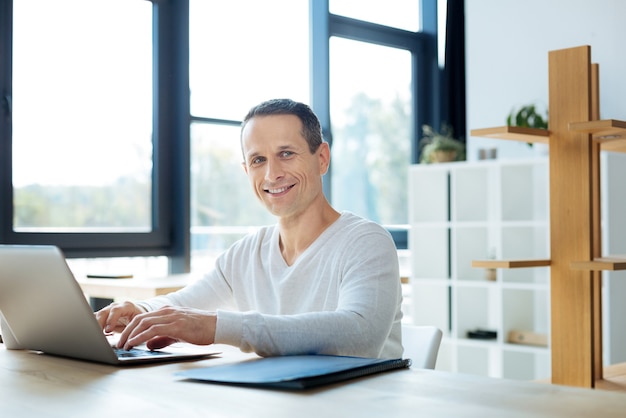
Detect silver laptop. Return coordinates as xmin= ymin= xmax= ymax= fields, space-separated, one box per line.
xmin=0 ymin=245 xmax=218 ymax=365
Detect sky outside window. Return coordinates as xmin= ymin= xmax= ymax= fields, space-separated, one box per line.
xmin=12 ymin=0 xmax=152 ymax=230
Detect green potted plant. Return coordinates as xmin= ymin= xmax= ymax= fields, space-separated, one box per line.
xmin=419 ymin=123 xmax=466 ymax=164
xmin=506 ymin=104 xmax=548 ymax=129
xmin=506 ymin=104 xmax=548 ymax=148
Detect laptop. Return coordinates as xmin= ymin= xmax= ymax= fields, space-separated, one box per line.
xmin=0 ymin=245 xmax=218 ymax=365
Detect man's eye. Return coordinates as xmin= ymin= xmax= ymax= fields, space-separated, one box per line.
xmin=251 ymin=157 xmax=265 ymax=165
xmin=280 ymin=151 xmax=294 ymax=158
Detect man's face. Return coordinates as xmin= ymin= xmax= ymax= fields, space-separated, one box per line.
xmin=241 ymin=114 xmax=329 ymax=220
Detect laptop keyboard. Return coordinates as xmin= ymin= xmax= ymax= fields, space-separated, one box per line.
xmin=113 ymin=347 xmax=166 ymax=358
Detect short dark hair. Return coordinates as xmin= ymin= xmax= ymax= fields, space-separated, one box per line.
xmin=241 ymin=98 xmax=324 ymax=154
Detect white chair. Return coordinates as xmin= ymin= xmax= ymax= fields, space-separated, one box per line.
xmin=401 ymin=324 xmax=443 ymax=369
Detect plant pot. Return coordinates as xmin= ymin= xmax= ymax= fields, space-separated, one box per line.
xmin=431 ymin=150 xmax=457 ymax=163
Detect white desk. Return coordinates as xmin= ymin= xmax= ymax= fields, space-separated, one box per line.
xmin=76 ymin=274 xmax=194 ymax=300
xmin=2 ymin=343 xmax=625 ymax=417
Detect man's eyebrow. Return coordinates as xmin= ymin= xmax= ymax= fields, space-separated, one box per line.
xmin=245 ymin=150 xmax=260 ymax=159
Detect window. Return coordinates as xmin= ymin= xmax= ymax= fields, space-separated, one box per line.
xmin=329 ymin=0 xmax=421 ymax=32
xmin=188 ymin=0 xmax=309 ymax=269
xmin=189 ymin=123 xmax=275 ymax=270
xmin=0 ymin=0 xmax=176 ymax=262
xmin=321 ymin=1 xmax=437 ymax=249
xmin=1 ymin=0 xmax=439 ymax=271
xmin=189 ymin=0 xmax=309 ymax=120
xmin=12 ymin=0 xmax=152 ymax=232
xmin=329 ymin=38 xmax=411 ymax=228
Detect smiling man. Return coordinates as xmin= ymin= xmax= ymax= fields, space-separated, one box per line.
xmin=96 ymin=99 xmax=403 ymax=359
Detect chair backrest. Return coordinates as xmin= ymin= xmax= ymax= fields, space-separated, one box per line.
xmin=401 ymin=324 xmax=443 ymax=369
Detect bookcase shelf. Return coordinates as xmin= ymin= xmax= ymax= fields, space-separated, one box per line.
xmin=409 ymin=158 xmax=551 ymax=380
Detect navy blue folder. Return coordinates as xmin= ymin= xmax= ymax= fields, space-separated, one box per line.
xmin=177 ymin=355 xmax=411 ymax=389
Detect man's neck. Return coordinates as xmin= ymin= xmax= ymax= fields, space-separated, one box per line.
xmin=278 ymin=203 xmax=340 ymax=266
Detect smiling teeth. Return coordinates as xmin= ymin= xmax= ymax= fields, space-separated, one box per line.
xmin=268 ymin=186 xmax=289 ymax=194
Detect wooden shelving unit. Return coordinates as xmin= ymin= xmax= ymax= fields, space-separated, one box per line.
xmin=470 ymin=45 xmax=626 ymax=389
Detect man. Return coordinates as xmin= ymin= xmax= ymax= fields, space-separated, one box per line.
xmin=96 ymin=98 xmax=403 ymax=358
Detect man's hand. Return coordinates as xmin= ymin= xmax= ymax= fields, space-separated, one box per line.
xmin=95 ymin=301 xmax=145 ymax=334
xmin=115 ymin=306 xmax=217 ymax=351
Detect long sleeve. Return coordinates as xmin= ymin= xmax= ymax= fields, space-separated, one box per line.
xmin=137 ymin=212 xmax=403 ymax=358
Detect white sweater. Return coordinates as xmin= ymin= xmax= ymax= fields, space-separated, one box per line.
xmin=139 ymin=212 xmax=403 ymax=358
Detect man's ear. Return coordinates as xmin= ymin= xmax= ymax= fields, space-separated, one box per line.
xmin=318 ymin=142 xmax=331 ymax=175
xmin=241 ymin=161 xmax=248 ymax=175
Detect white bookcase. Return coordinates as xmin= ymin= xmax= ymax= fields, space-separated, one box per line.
xmin=408 ymin=158 xmax=551 ymax=380
xmin=601 ymin=152 xmax=626 ymax=367
xmin=408 ymin=154 xmax=626 ymax=380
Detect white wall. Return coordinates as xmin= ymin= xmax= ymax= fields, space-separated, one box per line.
xmin=465 ymin=0 xmax=626 ymax=160
xmin=465 ymin=0 xmax=626 ymax=365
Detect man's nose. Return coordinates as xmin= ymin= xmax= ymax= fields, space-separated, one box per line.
xmin=265 ymin=158 xmax=284 ymax=181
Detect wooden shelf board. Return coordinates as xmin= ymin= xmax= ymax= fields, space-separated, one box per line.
xmin=569 ymin=119 xmax=626 ymax=137
xmin=569 ymin=119 xmax=626 ymax=152
xmin=472 ymin=259 xmax=551 ymax=269
xmin=570 ymin=256 xmax=626 ymax=271
xmin=471 ymin=121 xmax=626 ymax=152
xmin=470 ymin=126 xmax=549 ymax=144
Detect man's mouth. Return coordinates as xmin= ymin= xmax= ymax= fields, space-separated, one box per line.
xmin=265 ymin=184 xmax=295 ymax=195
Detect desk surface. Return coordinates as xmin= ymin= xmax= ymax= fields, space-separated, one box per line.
xmin=2 ymin=344 xmax=625 ymax=418
xmin=76 ymin=273 xmax=194 ymax=300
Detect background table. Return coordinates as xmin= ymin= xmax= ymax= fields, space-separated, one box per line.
xmin=77 ymin=273 xmax=194 ymax=310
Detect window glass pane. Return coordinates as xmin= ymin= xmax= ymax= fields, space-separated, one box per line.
xmin=190 ymin=123 xmax=275 ymax=270
xmin=189 ymin=0 xmax=309 ymax=120
xmin=330 ymin=0 xmax=421 ymax=32
xmin=330 ymin=38 xmax=411 ymax=227
xmin=12 ymin=0 xmax=153 ymax=232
